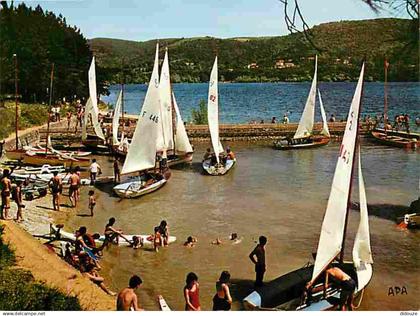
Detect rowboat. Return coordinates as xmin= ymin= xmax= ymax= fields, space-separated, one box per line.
xmin=202 ymin=57 xmax=236 ymax=176
xmin=244 ymin=63 xmax=373 ymax=311
xmin=113 ymin=43 xmax=170 ymax=198
xmin=370 ymin=130 xmax=418 ymax=149
xmin=22 ymin=151 xmax=90 ymax=168
xmin=274 ymin=56 xmax=330 ymax=150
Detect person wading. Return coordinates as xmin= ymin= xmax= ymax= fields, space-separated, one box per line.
xmin=116 ymin=275 xmax=144 ymax=311
xmin=184 ymin=272 xmax=201 ymax=311
xmin=212 ymin=271 xmax=233 ymax=311
xmin=249 ymin=235 xmax=267 ymax=287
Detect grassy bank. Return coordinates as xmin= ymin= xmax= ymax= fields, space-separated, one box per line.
xmin=0 ymin=102 xmax=49 ymax=140
xmin=0 ymin=225 xmax=81 ymax=310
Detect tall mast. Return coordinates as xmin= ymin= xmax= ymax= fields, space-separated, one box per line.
xmin=339 ymin=63 xmax=365 ymax=263
xmin=45 ymin=63 xmax=55 ymax=154
xmin=13 ymin=54 xmax=19 ymax=150
xmin=171 ymin=85 xmax=176 ymax=153
xmin=121 ymin=58 xmax=125 ymax=127
xmin=384 ymin=59 xmax=389 ymax=131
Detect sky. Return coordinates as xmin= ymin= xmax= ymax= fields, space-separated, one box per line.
xmin=12 ymin=0 xmax=399 ymax=41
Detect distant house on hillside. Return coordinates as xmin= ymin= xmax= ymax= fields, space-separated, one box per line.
xmin=247 ymin=62 xmax=258 ymax=69
xmin=275 ymin=59 xmax=295 ymax=69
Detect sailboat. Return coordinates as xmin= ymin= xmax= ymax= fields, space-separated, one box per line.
xmin=158 ymin=48 xmax=193 ymax=167
xmin=274 ymin=56 xmax=330 ymax=150
xmin=82 ymin=57 xmax=108 ymax=152
xmin=202 ymin=57 xmax=236 ymax=176
xmin=113 ymin=43 xmax=171 ymax=198
xmin=113 ymin=49 xmax=194 ymax=166
xmin=370 ymin=59 xmax=419 ymax=149
xmin=244 ymin=63 xmax=373 ymax=311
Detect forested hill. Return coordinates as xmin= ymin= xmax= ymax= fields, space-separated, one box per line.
xmin=90 ymin=18 xmax=418 ymax=84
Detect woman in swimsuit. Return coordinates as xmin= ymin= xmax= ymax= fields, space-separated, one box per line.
xmin=212 ymin=271 xmax=232 ymax=311
xmin=184 ymin=272 xmax=200 ymax=311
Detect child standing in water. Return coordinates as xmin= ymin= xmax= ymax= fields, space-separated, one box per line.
xmin=88 ymin=190 xmax=96 ymax=216
xmin=153 ymin=227 xmax=162 ymax=252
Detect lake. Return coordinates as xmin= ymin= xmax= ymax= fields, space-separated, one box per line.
xmin=102 ymin=82 xmax=419 ymax=127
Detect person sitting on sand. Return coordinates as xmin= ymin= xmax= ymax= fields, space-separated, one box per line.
xmin=64 ymin=243 xmax=79 ymax=268
xmin=117 ymin=275 xmax=144 ymax=311
xmin=81 ymin=256 xmax=116 ymax=296
xmin=184 ymin=236 xmax=198 ymax=247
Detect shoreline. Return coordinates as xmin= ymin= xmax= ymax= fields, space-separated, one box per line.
xmin=0 ymin=194 xmax=116 ymax=311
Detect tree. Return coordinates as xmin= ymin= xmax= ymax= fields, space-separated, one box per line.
xmin=191 ymin=100 xmax=208 ymax=125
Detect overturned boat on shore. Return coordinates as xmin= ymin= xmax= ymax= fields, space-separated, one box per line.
xmin=244 ymin=63 xmax=373 ymax=311
xmin=202 ymin=56 xmax=236 ymax=176
xmin=274 ymin=56 xmax=330 ymax=150
xmin=113 ymin=43 xmax=170 ymax=199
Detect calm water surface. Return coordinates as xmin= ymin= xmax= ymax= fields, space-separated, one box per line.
xmin=102 ymin=82 xmax=419 ymax=127
xmin=66 ymin=140 xmax=419 ymax=311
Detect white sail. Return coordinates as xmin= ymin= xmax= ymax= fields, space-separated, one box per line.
xmin=208 ymin=57 xmax=223 ymax=163
xmin=311 ymin=63 xmax=365 ymax=283
xmin=318 ymin=89 xmax=330 ymax=137
xmin=158 ymin=48 xmax=174 ymax=152
xmin=352 ymin=148 xmax=373 ymax=290
xmin=81 ymin=97 xmax=92 ymax=141
xmin=88 ymin=57 xmax=105 ymax=140
xmin=173 ymin=92 xmax=193 ymax=153
xmin=112 ymin=90 xmax=123 ymax=145
xmin=294 ymin=55 xmax=317 ymax=139
xmin=121 ymin=43 xmax=161 ymax=175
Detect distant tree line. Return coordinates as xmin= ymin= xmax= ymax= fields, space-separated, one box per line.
xmin=91 ymin=19 xmax=418 ymax=84
xmin=0 ymin=1 xmax=108 ymax=104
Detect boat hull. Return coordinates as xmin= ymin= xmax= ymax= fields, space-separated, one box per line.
xmin=274 ymin=136 xmax=330 ymax=150
xmin=243 ymin=261 xmax=372 ymax=311
xmin=370 ymin=131 xmax=419 ymax=149
xmin=113 ymin=172 xmax=170 ymax=198
xmin=22 ymin=153 xmax=90 ymax=168
xmin=202 ymin=158 xmax=236 ymax=176
xmin=5 ymin=149 xmax=26 ymax=161
xmin=57 ymin=230 xmax=176 ymax=249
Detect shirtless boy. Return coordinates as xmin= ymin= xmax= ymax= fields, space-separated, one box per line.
xmin=1 ymin=169 xmax=12 ymax=219
xmin=116 ymin=275 xmax=144 ymax=311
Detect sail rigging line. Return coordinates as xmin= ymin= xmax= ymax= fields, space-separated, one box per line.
xmin=384 ymin=58 xmax=389 ymax=132
xmin=45 ymin=63 xmax=55 ymax=154
xmin=339 ymin=61 xmax=365 ymax=264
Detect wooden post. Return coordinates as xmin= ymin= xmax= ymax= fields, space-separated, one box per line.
xmin=13 ymin=54 xmax=19 ymax=150
xmin=45 ymin=63 xmax=55 ymax=154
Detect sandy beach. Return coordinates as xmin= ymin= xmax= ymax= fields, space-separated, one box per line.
xmin=0 ymin=190 xmax=116 ymax=310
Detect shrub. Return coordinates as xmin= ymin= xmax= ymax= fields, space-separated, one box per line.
xmin=191 ymin=99 xmax=208 ymax=125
